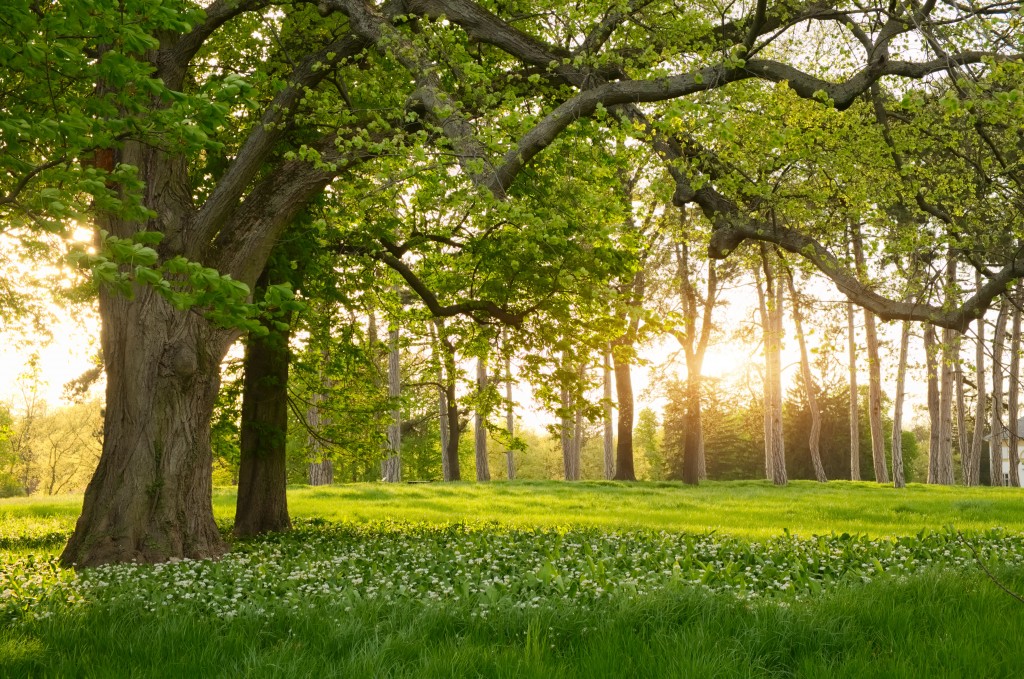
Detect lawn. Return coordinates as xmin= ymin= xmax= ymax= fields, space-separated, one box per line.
xmin=3 ymin=481 xmax=1024 ymax=677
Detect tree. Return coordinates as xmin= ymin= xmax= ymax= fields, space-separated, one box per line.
xmin=16 ymin=0 xmax=1007 ymax=566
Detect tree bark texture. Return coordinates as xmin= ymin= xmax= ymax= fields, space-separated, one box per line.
xmin=753 ymin=264 xmax=774 ymax=481
xmin=61 ymin=287 xmax=231 ymax=567
xmin=991 ymin=300 xmax=1009 ymax=486
xmin=758 ymin=248 xmax=786 ymax=485
xmin=787 ymin=271 xmax=827 ymax=483
xmin=891 ymin=321 xmax=910 ymax=488
xmin=234 ymin=277 xmax=292 ymax=537
xmin=852 ymin=225 xmax=888 ymax=483
xmin=475 ymin=356 xmax=490 ymax=482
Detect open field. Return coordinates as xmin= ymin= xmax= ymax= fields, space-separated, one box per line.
xmin=3 ymin=481 xmax=1024 ymax=677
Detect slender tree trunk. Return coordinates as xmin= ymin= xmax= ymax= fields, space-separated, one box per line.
xmin=757 ymin=248 xmax=786 ymax=485
xmin=851 ymin=226 xmax=888 ymax=483
xmin=924 ymin=324 xmax=942 ymax=483
xmin=847 ymin=299 xmax=861 ymax=481
xmin=934 ymin=326 xmax=956 ymax=485
xmin=1009 ymin=295 xmax=1021 ymax=487
xmin=573 ymin=363 xmax=585 ymax=478
xmin=863 ymin=310 xmax=888 ymax=482
xmin=505 ymin=348 xmax=515 ymax=481
xmin=61 ymin=287 xmax=230 ymax=567
xmin=234 ymin=297 xmax=292 ymax=537
xmin=786 ymin=272 xmax=827 ymax=482
xmin=307 ymin=349 xmax=333 ymax=486
xmin=603 ymin=348 xmax=614 ymax=480
xmin=753 ymin=265 xmax=774 ymax=481
xmin=382 ymin=323 xmax=401 ymax=482
xmin=683 ymin=376 xmax=703 ymax=485
xmin=992 ymin=300 xmax=1009 ymax=486
xmin=611 ymin=342 xmax=636 ymax=481
xmin=475 ymin=356 xmax=490 ymax=482
xmin=891 ymin=321 xmax=910 ymax=488
xmin=954 ymin=342 xmax=969 ymax=484
xmin=966 ymin=276 xmax=985 ymax=486
xmin=434 ymin=323 xmax=462 ymax=481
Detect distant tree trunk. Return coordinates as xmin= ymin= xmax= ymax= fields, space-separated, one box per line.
xmin=756 ymin=247 xmax=786 ymax=485
xmin=307 ymin=391 xmax=333 ymax=486
xmin=573 ymin=364 xmax=585 ymax=477
xmin=560 ymin=368 xmax=580 ymax=481
xmin=430 ymin=322 xmax=452 ymax=482
xmin=933 ymin=325 xmax=956 ymax=485
xmin=891 ymin=320 xmax=910 ymax=488
xmin=924 ymin=324 xmax=942 ymax=483
xmin=954 ymin=343 xmax=968 ymax=484
xmin=475 ymin=356 xmax=490 ymax=482
xmin=847 ymin=298 xmax=861 ymax=481
xmin=1009 ymin=294 xmax=1022 ymax=487
xmin=851 ymin=225 xmax=888 ymax=483
xmin=674 ymin=233 xmax=718 ymax=486
xmin=603 ymin=348 xmax=615 ymax=480
xmin=611 ymin=341 xmax=635 ymax=481
xmin=966 ymin=273 xmax=985 ymax=486
xmin=382 ymin=323 xmax=401 ymax=482
xmin=992 ymin=300 xmax=1009 ymax=486
xmin=234 ymin=269 xmax=292 ymax=538
xmin=753 ymin=265 xmax=774 ymax=481
xmin=786 ymin=270 xmax=827 ymax=482
xmin=505 ymin=344 xmax=515 ymax=481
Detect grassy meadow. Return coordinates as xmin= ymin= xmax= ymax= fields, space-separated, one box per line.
xmin=3 ymin=481 xmax=1024 ymax=677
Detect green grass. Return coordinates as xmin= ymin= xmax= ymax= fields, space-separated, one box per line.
xmin=6 ymin=480 xmax=1024 ymax=551
xmin=3 ymin=481 xmax=1024 ymax=677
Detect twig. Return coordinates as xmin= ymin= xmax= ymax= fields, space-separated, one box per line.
xmin=958 ymin=530 xmax=1024 ymax=605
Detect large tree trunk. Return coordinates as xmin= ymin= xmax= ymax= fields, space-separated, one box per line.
xmin=474 ymin=356 xmax=490 ymax=481
xmin=61 ymin=288 xmax=231 ymax=567
xmin=787 ymin=271 xmax=827 ymax=482
xmin=891 ymin=320 xmax=910 ymax=488
xmin=966 ymin=275 xmax=985 ymax=486
xmin=1008 ymin=295 xmax=1021 ymax=487
xmin=991 ymin=300 xmax=1009 ymax=486
xmin=611 ymin=342 xmax=636 ymax=481
xmin=234 ymin=270 xmax=292 ymax=537
xmin=603 ymin=348 xmax=614 ymax=480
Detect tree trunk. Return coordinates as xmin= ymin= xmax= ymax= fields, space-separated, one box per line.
xmin=234 ymin=270 xmax=292 ymax=537
xmin=753 ymin=264 xmax=774 ymax=481
xmin=61 ymin=288 xmax=231 ymax=567
xmin=1009 ymin=294 xmax=1021 ymax=487
xmin=954 ymin=341 xmax=969 ymax=485
xmin=847 ymin=298 xmax=861 ymax=482
xmin=307 ymin=352 xmax=333 ymax=486
xmin=434 ymin=323 xmax=462 ymax=481
xmin=505 ymin=349 xmax=515 ymax=481
xmin=786 ymin=271 xmax=827 ymax=482
xmin=934 ymin=326 xmax=956 ymax=485
xmin=992 ymin=300 xmax=1009 ymax=486
xmin=891 ymin=320 xmax=910 ymax=488
xmin=611 ymin=343 xmax=636 ymax=481
xmin=475 ymin=356 xmax=490 ymax=482
xmin=382 ymin=324 xmax=401 ymax=482
xmin=682 ymin=375 xmax=702 ymax=485
xmin=966 ymin=275 xmax=985 ymax=486
xmin=603 ymin=348 xmax=614 ymax=480
xmin=758 ymin=247 xmax=786 ymax=485
xmin=851 ymin=225 xmax=888 ymax=483
xmin=924 ymin=324 xmax=942 ymax=483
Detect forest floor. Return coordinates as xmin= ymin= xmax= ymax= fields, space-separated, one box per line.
xmin=3 ymin=481 xmax=1024 ymax=677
